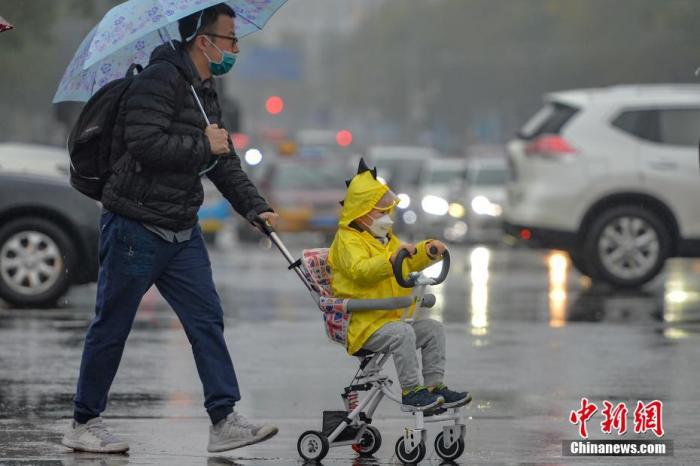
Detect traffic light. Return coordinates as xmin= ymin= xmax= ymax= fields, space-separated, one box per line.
xmin=265 ymin=96 xmax=284 ymax=115
xmin=336 ymin=130 xmax=353 ymax=147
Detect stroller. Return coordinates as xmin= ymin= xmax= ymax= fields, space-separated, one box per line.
xmin=249 ymin=214 xmax=468 ymax=464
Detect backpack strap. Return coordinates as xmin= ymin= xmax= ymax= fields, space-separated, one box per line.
xmin=125 ymin=63 xmax=144 ymax=77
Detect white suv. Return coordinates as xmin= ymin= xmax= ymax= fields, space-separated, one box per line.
xmin=504 ymin=85 xmax=700 ymax=288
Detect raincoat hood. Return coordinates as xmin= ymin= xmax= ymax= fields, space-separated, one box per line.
xmin=339 ymin=159 xmax=390 ymax=228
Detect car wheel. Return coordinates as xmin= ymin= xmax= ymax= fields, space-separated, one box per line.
xmin=583 ymin=206 xmax=670 ymax=288
xmin=0 ymin=217 xmax=76 ymax=307
xmin=568 ymin=249 xmax=595 ymax=278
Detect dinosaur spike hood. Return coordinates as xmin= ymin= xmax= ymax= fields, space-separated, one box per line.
xmin=339 ymin=158 xmax=396 ymax=228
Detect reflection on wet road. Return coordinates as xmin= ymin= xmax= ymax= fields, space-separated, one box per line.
xmin=2 ymin=235 xmax=700 ymax=464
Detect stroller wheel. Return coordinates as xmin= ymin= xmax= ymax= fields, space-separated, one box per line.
xmin=353 ymin=425 xmax=382 ymax=457
xmin=394 ymin=437 xmax=426 ymax=464
xmin=297 ymin=430 xmax=329 ymax=461
xmin=434 ymin=431 xmax=465 ymax=461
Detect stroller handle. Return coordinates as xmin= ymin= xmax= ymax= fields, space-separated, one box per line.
xmin=393 ymin=247 xmax=450 ymax=288
xmin=246 ymin=212 xmax=275 ymax=236
xmin=346 ymin=296 xmax=414 ymax=312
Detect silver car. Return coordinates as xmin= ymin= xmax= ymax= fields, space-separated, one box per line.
xmin=416 ymin=158 xmax=470 ymax=242
xmin=463 ymin=157 xmax=508 ymax=243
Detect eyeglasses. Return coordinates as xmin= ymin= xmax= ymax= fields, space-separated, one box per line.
xmin=205 ymin=33 xmax=239 ymax=48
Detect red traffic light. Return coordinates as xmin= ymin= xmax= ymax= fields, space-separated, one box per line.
xmin=265 ymin=96 xmax=284 ymax=115
xmin=336 ymin=130 xmax=353 ymax=147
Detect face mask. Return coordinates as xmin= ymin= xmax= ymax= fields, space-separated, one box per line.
xmin=203 ymin=37 xmax=236 ymax=76
xmin=365 ymin=213 xmax=393 ymax=237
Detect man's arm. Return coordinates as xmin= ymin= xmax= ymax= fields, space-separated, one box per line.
xmin=123 ymin=64 xmax=210 ymax=172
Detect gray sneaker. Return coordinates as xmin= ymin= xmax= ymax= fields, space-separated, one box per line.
xmin=207 ymin=412 xmax=278 ymax=453
xmin=61 ymin=417 xmax=129 ymax=453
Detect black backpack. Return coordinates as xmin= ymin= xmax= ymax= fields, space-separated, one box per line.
xmin=67 ymin=63 xmax=186 ymax=200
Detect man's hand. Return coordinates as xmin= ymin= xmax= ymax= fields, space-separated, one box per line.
xmin=426 ymin=240 xmax=446 ymax=259
xmin=258 ymin=211 xmax=279 ymax=228
xmin=390 ymin=243 xmax=417 ymax=265
xmin=205 ymin=124 xmax=230 ymax=156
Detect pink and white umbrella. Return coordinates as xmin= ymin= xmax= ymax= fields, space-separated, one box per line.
xmin=0 ymin=16 xmax=14 ymax=33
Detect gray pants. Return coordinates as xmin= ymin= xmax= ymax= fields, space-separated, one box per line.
xmin=362 ymin=319 xmax=446 ymax=390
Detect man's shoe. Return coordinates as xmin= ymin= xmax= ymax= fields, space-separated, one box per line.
xmin=431 ymin=383 xmax=472 ymax=408
xmin=400 ymin=385 xmax=444 ymax=412
xmin=207 ymin=412 xmax=278 ymax=453
xmin=61 ymin=417 xmax=129 ymax=453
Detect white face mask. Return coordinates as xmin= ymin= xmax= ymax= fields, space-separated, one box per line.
xmin=365 ymin=213 xmax=393 ymax=237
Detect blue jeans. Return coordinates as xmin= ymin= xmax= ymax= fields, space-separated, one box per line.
xmin=74 ymin=212 xmax=239 ymax=424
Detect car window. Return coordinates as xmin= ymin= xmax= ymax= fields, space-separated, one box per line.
xmin=427 ymin=167 xmax=467 ymax=185
xmin=659 ymin=109 xmax=700 ymax=146
xmin=472 ymin=167 xmax=507 ymax=185
xmin=612 ymin=108 xmax=700 ymax=147
xmin=612 ymin=110 xmax=659 ymax=141
xmin=375 ymin=159 xmax=424 ymax=186
xmin=272 ymin=163 xmax=347 ymax=190
xmin=518 ymin=102 xmax=579 ymax=140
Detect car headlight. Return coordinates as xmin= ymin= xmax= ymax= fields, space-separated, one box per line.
xmin=471 ymin=196 xmax=502 ymax=217
xmin=421 ymin=195 xmax=449 ymax=216
xmin=244 ymin=148 xmax=263 ymax=166
xmin=397 ymin=193 xmax=411 ymax=209
xmin=448 ymin=202 xmax=465 ymax=218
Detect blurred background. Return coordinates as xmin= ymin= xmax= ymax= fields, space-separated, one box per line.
xmin=2 ymin=0 xmax=699 ymax=148
xmin=1 ymin=0 xmax=700 ymax=304
xmin=3 ymin=4 xmax=700 ymax=462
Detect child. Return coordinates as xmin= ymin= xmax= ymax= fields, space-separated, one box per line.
xmin=328 ymin=159 xmax=471 ymax=411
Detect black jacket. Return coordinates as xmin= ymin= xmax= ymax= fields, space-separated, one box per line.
xmin=101 ymin=42 xmax=271 ymax=230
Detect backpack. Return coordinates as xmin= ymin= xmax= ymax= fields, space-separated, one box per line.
xmin=67 ymin=63 xmax=186 ymax=200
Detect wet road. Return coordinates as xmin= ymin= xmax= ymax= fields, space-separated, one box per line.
xmin=2 ymin=232 xmax=700 ymax=465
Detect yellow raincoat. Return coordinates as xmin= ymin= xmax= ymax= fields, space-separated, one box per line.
xmin=328 ymin=170 xmax=435 ymax=355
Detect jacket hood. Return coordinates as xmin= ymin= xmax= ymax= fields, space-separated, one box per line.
xmin=339 ymin=159 xmax=390 ymax=228
xmin=149 ymin=40 xmax=196 ymax=84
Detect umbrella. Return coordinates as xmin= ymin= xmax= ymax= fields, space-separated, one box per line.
xmin=53 ymin=0 xmax=286 ymax=104
xmin=0 ymin=16 xmax=14 ymax=33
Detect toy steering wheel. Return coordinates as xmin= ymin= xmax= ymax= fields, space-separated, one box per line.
xmin=392 ymin=246 xmax=450 ymax=288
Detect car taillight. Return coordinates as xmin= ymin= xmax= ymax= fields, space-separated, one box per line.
xmin=524 ymin=135 xmax=576 ymax=157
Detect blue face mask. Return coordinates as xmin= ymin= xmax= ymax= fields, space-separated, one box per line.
xmin=203 ymin=37 xmax=236 ymax=76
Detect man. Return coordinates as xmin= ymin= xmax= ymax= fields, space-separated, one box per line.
xmin=62 ymin=4 xmax=279 ymax=454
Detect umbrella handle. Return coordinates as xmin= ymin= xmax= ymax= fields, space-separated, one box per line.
xmin=160 ymin=28 xmax=218 ymax=176
xmin=189 ymin=84 xmax=211 ymax=126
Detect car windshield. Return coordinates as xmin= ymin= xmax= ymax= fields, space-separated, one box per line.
xmin=272 ymin=162 xmax=348 ymax=190
xmin=427 ymin=167 xmax=467 ymax=185
xmin=472 ymin=167 xmax=507 ymax=185
xmin=374 ymin=159 xmax=424 ymax=186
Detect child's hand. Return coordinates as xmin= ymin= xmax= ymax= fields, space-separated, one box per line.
xmin=426 ymin=240 xmax=446 ymax=259
xmin=390 ymin=243 xmax=417 ymax=264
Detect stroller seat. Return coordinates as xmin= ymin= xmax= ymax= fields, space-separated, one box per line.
xmin=301 ymin=248 xmax=353 ymax=347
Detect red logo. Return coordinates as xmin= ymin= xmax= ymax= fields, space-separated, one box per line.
xmin=601 ymin=401 xmax=628 ymax=435
xmin=634 ymin=400 xmax=664 ymax=437
xmin=569 ymin=398 xmax=598 ymax=439
xmin=570 ymin=399 xmax=664 ymax=439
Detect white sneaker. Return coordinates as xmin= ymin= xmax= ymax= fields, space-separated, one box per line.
xmin=207 ymin=412 xmax=278 ymax=453
xmin=61 ymin=417 xmax=129 ymax=453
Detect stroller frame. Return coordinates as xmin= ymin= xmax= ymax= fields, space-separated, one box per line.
xmin=326 ymin=349 xmax=467 ymax=451
xmin=249 ymin=215 xmax=467 ymax=463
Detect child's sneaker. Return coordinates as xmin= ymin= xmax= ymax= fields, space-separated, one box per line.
xmin=400 ymin=385 xmax=444 ymax=412
xmin=207 ymin=411 xmax=278 ymax=452
xmin=430 ymin=383 xmax=472 ymax=408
